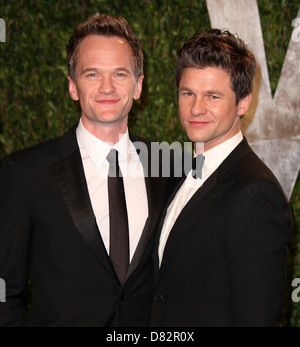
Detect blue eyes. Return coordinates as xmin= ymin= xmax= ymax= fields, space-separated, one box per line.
xmin=86 ymin=72 xmax=127 ymax=78
xmin=116 ymin=73 xmax=126 ymax=77
xmin=182 ymin=92 xmax=220 ymax=99
xmin=182 ymin=92 xmax=194 ymax=97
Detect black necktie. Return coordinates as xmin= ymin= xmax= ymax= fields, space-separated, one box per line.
xmin=107 ymin=149 xmax=129 ymax=285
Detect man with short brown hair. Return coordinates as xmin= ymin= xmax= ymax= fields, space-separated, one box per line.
xmin=0 ymin=13 xmax=173 ymax=327
xmin=150 ymin=29 xmax=292 ymax=327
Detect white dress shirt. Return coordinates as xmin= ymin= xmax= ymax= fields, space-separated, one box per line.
xmin=76 ymin=119 xmax=148 ymax=262
xmin=158 ymin=131 xmax=244 ymax=266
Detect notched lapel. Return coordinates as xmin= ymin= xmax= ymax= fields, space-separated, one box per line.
xmin=176 ymin=176 xmax=235 ymax=231
xmin=160 ymin=173 xmax=235 ymax=272
xmin=159 ymin=138 xmax=253 ymax=273
xmin=52 ymin=149 xmax=115 ymax=278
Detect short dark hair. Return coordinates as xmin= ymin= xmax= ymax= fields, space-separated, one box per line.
xmin=175 ymin=28 xmax=256 ymax=104
xmin=66 ymin=13 xmax=143 ymax=81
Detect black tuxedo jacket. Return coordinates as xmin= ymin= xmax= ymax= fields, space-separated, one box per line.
xmin=0 ymin=124 xmax=175 ymax=327
xmin=150 ymin=138 xmax=292 ymax=327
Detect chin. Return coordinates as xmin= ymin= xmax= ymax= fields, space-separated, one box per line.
xmin=186 ymin=133 xmax=205 ymax=144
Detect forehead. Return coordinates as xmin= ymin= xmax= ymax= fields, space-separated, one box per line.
xmin=76 ymin=35 xmax=134 ymax=68
xmin=180 ymin=67 xmax=232 ymax=89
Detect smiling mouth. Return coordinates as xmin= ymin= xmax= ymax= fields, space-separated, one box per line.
xmin=95 ymin=99 xmax=120 ymax=105
xmin=189 ymin=121 xmax=209 ymax=126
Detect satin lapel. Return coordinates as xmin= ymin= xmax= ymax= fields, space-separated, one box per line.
xmin=160 ymin=171 xmax=235 ymax=274
xmin=52 ymin=134 xmax=115 ymax=279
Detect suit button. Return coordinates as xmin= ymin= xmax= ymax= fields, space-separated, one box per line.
xmin=120 ymin=292 xmax=125 ymax=301
xmin=154 ymin=294 xmax=163 ymax=302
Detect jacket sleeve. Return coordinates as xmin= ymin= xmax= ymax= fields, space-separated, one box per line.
xmin=225 ymin=181 xmax=292 ymax=327
xmin=0 ymin=156 xmax=32 ymax=326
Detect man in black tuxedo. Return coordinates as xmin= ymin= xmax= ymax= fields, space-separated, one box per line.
xmin=150 ymin=29 xmax=292 ymax=327
xmin=0 ymin=13 xmax=174 ymax=327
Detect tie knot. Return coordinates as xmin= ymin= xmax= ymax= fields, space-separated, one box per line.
xmin=107 ymin=149 xmax=118 ymax=166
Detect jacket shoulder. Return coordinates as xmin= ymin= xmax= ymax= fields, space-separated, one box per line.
xmin=1 ymin=124 xmax=78 ymax=169
xmin=235 ymin=150 xmax=282 ymax=187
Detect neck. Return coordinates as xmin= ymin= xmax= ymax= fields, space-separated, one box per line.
xmin=81 ymin=118 xmax=127 ymax=145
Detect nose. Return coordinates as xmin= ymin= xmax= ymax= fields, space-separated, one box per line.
xmin=191 ymin=97 xmax=206 ymax=116
xmin=98 ymin=75 xmax=115 ymax=94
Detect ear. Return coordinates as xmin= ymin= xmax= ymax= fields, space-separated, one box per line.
xmin=68 ymin=76 xmax=79 ymax=101
xmin=237 ymin=93 xmax=252 ymax=116
xmin=133 ymin=75 xmax=144 ymax=100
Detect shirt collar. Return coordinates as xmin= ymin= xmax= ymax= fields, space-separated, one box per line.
xmin=76 ymin=118 xmax=131 ymax=170
xmin=202 ymin=131 xmax=243 ymax=177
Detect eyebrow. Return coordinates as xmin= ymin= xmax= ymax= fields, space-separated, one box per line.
xmin=179 ymin=86 xmax=193 ymax=92
xmin=179 ymin=86 xmax=225 ymax=97
xmin=205 ymin=90 xmax=225 ymax=96
xmin=80 ymin=67 xmax=132 ymax=75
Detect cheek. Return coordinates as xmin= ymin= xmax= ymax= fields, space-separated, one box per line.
xmin=80 ymin=87 xmax=97 ymax=104
xmin=179 ymin=101 xmax=188 ymax=118
xmin=219 ymin=106 xmax=238 ymax=124
xmin=179 ymin=112 xmax=188 ymax=131
xmin=178 ymin=107 xmax=185 ymax=122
